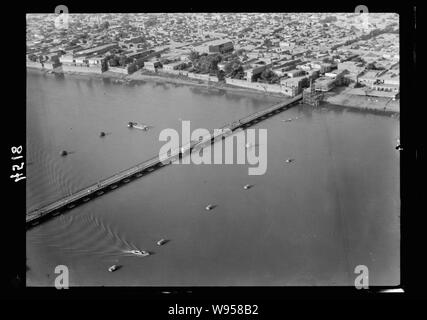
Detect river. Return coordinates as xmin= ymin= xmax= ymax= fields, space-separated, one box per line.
xmin=26 ymin=69 xmax=400 ymax=286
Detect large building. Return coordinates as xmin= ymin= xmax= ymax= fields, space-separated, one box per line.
xmin=208 ymin=39 xmax=234 ymax=54
xmin=314 ymin=70 xmax=347 ymax=92
xmin=281 ymin=75 xmax=308 ymax=95
xmin=358 ymin=70 xmax=382 ymax=87
xmin=244 ymin=61 xmax=272 ymax=82
xmin=314 ymin=77 xmax=336 ymax=92
xmin=144 ymin=60 xmax=161 ymax=72
xmin=193 ymin=39 xmax=234 ymax=54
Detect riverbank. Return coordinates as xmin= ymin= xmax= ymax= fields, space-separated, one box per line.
xmin=27 ymin=67 xmax=400 ymax=115
xmin=27 ymin=67 xmax=285 ymax=100
xmin=322 ymin=86 xmax=400 ymax=114
xmin=126 ymin=70 xmax=287 ymax=99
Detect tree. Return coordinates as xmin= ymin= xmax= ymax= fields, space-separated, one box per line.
xmin=260 ymin=69 xmax=274 ymax=81
xmin=263 ymin=39 xmax=272 ymax=47
xmin=28 ymin=54 xmax=37 ymax=62
xmin=300 ymin=77 xmax=309 ymax=88
xmin=127 ymin=63 xmax=137 ymax=74
xmin=101 ymin=59 xmax=109 ymax=72
xmin=119 ymin=56 xmax=127 ymax=67
xmin=235 ymin=49 xmax=245 ymax=56
xmin=108 ymin=56 xmax=120 ymax=67
xmin=231 ymin=65 xmax=244 ymax=79
xmin=101 ymin=21 xmax=110 ymax=29
xmin=224 ymin=59 xmax=241 ymax=75
xmin=216 ymin=70 xmax=225 ymax=81
xmin=176 ymin=62 xmax=189 ymax=70
xmin=194 ymin=53 xmax=222 ymax=74
xmin=135 ymin=58 xmax=145 ymax=69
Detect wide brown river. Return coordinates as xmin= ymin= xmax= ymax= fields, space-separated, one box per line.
xmin=26 ymin=70 xmax=400 ymax=286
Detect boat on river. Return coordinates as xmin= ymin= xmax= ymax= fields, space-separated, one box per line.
xmin=205 ymin=204 xmax=215 ymax=211
xmin=108 ymin=265 xmax=120 ymax=272
xmin=128 ymin=122 xmax=151 ymax=131
xmin=157 ymin=239 xmax=168 ymax=246
xmin=124 ymin=250 xmax=150 ymax=257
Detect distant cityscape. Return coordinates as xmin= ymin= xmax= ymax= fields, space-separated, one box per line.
xmin=26 ymin=12 xmax=399 ymax=107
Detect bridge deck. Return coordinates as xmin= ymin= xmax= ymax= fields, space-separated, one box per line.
xmin=26 ymin=94 xmax=302 ymax=227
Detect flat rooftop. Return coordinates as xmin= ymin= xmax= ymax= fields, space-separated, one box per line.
xmin=74 ymin=43 xmax=117 ymax=56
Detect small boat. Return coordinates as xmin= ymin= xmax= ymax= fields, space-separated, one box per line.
xmin=108 ymin=265 xmax=120 ymax=272
xmin=123 ymin=178 xmax=130 ymax=183
xmin=60 ymin=150 xmax=68 ymax=157
xmin=125 ymin=250 xmax=150 ymax=257
xmin=285 ymin=158 xmax=294 ymax=163
xmin=281 ymin=118 xmax=292 ymax=122
xmin=205 ymin=204 xmax=215 ymax=211
xmin=157 ymin=239 xmax=168 ymax=246
xmin=128 ymin=122 xmax=151 ymax=131
xmin=83 ymin=197 xmax=90 ymax=202
xmin=395 ymin=144 xmax=403 ymax=151
xmin=110 ymin=185 xmax=118 ymax=189
xmin=243 ymin=184 xmax=253 ymax=190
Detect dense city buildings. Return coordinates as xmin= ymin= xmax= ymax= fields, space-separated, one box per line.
xmin=26 ymin=13 xmax=399 ymax=100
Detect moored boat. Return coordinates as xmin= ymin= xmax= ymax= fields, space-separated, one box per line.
xmin=157 ymin=239 xmax=168 ymax=246
xmin=205 ymin=204 xmax=215 ymax=211
xmin=108 ymin=265 xmax=120 ymax=272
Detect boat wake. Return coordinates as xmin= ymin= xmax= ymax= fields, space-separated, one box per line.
xmin=27 ymin=207 xmax=143 ymax=259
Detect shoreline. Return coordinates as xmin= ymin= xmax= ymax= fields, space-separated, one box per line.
xmin=321 ymin=101 xmax=400 ymax=118
xmin=126 ymin=70 xmax=288 ymax=99
xmin=27 ymin=67 xmax=400 ymax=116
xmin=322 ymin=86 xmax=400 ymax=114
